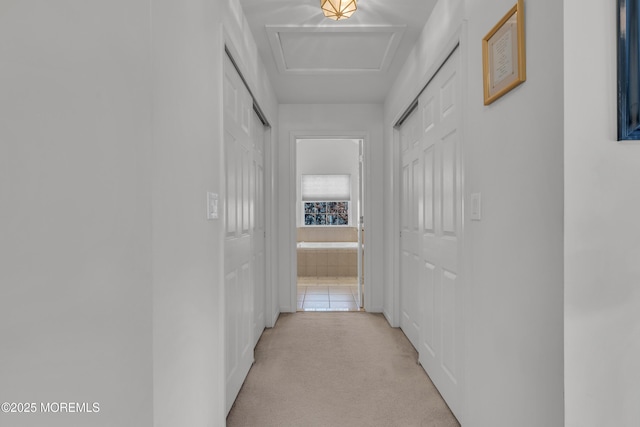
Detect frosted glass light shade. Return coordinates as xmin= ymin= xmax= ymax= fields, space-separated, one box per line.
xmin=321 ymin=0 xmax=357 ymax=20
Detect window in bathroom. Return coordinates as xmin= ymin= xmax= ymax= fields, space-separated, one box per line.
xmin=304 ymin=201 xmax=349 ymax=225
xmin=301 ymin=174 xmax=350 ymax=226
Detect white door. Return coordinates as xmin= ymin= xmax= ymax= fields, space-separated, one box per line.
xmin=356 ymin=139 xmax=364 ymax=308
xmin=252 ymin=110 xmax=266 ymax=347
xmin=399 ymin=105 xmax=423 ymax=350
xmin=223 ymin=53 xmax=258 ymax=414
xmin=417 ymin=47 xmax=464 ymax=421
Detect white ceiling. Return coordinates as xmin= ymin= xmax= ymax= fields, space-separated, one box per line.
xmin=238 ymin=0 xmax=437 ymax=104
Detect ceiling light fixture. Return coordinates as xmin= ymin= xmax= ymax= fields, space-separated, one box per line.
xmin=321 ymin=0 xmax=357 ymax=20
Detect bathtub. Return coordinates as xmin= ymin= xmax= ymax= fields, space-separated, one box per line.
xmin=297 ymin=242 xmax=359 ymax=249
xmin=296 ymin=242 xmax=361 ymax=277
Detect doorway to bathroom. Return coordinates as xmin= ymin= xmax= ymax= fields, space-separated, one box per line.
xmin=295 ymin=138 xmax=365 ymax=312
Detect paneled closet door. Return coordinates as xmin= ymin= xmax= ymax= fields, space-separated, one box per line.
xmin=418 ymin=47 xmax=464 ymax=422
xmin=399 ymin=105 xmax=423 ymax=350
xmin=223 ymin=53 xmax=256 ymax=415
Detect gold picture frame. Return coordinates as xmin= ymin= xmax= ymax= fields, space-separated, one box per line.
xmin=482 ymin=0 xmax=526 ymax=105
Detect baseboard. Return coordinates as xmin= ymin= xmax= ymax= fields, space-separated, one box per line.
xmin=270 ymin=311 xmax=280 ymax=328
xmin=279 ymin=306 xmax=295 ymax=314
xmin=383 ymin=309 xmax=396 ymax=327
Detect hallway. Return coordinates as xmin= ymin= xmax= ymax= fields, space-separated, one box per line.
xmin=3 ymin=0 xmax=637 ymax=426
xmin=226 ymin=313 xmax=459 ymax=427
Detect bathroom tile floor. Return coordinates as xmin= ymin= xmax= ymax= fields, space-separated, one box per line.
xmin=297 ymin=277 xmax=361 ymax=312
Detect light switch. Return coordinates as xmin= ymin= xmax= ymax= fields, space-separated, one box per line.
xmin=470 ymin=193 xmax=482 ymax=221
xmin=207 ymin=192 xmax=219 ymax=220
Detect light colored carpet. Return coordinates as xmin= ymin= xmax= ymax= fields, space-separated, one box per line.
xmin=227 ymin=312 xmax=460 ymax=427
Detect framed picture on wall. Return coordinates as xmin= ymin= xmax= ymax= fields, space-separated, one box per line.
xmin=482 ymin=0 xmax=526 ymax=105
xmin=618 ymin=0 xmax=640 ymax=140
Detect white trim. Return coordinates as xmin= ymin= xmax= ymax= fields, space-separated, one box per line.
xmin=288 ymin=132 xmax=298 ymax=312
xmin=263 ymin=123 xmax=278 ymax=328
xmin=218 ymin=25 xmax=228 ymax=421
xmin=459 ymin=22 xmax=470 ymax=425
xmin=388 ymin=125 xmax=402 ymax=327
xmin=287 ymin=130 xmax=372 ymax=312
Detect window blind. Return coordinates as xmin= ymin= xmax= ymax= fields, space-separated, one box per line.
xmin=301 ymin=174 xmax=351 ymax=201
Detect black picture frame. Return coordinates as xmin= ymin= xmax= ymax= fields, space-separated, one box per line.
xmin=618 ymin=0 xmax=640 ymax=140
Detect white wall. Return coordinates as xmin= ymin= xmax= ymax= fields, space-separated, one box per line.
xmin=152 ymin=0 xmax=278 ymax=425
xmin=0 ymin=1 xmax=153 ymax=426
xmin=0 ymin=0 xmax=277 ymax=425
xmin=463 ymin=1 xmax=564 ymax=424
xmin=151 ymin=0 xmax=226 ymax=424
xmin=564 ymin=1 xmax=640 ymax=426
xmin=279 ymin=104 xmax=384 ymax=313
xmin=384 ymin=0 xmax=564 ymax=425
xmin=296 ymin=139 xmax=360 ymax=227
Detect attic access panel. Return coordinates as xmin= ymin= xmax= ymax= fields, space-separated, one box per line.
xmin=266 ymin=25 xmax=405 ymax=74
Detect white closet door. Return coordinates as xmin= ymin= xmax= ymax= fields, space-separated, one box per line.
xmin=417 ymin=47 xmax=464 ymax=421
xmin=224 ymin=53 xmax=256 ymax=415
xmin=399 ymin=105 xmax=422 ymax=350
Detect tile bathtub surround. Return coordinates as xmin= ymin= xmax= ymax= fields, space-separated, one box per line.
xmin=297 ymin=227 xmax=364 ymax=246
xmin=296 ymin=227 xmax=361 ymax=277
xmin=297 ymin=227 xmax=357 ymax=242
xmin=297 ymin=248 xmax=358 ymax=277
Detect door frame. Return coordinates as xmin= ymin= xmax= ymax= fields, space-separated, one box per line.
xmin=288 ymin=130 xmax=371 ymax=312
